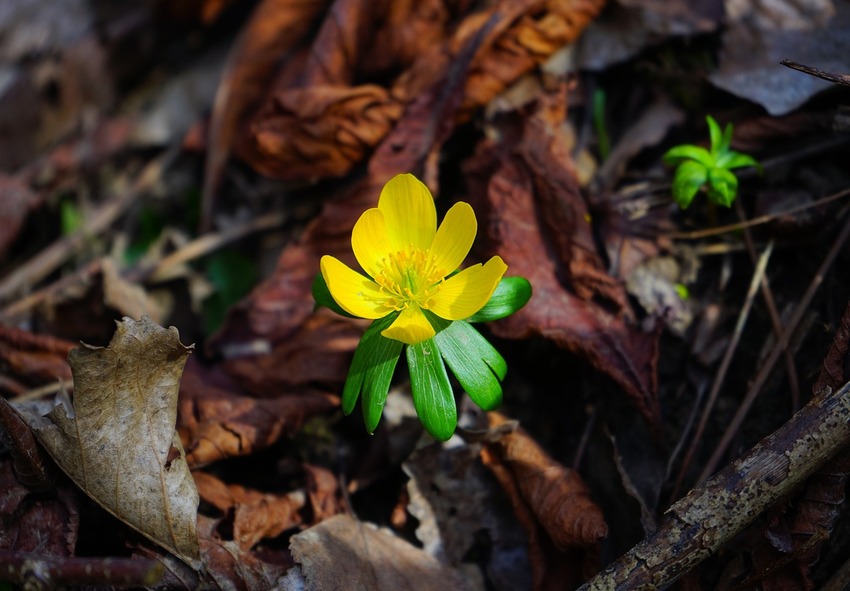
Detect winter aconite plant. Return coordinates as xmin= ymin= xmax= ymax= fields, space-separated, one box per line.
xmin=664 ymin=115 xmax=761 ymax=209
xmin=313 ymin=173 xmax=531 ymax=440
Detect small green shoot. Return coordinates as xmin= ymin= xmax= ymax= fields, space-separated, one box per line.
xmin=663 ymin=115 xmax=761 ymax=209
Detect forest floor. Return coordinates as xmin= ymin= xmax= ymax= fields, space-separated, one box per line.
xmin=1 ymin=1 xmax=850 ymax=590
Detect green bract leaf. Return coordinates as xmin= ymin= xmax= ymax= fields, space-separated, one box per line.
xmin=312 ymin=273 xmax=356 ymax=319
xmin=720 ymin=122 xmax=734 ymax=154
xmin=435 ymin=321 xmax=505 ymax=411
xmin=707 ymin=167 xmax=739 ymax=207
xmin=707 ymin=115 xmax=723 ymax=156
xmin=662 ymin=145 xmax=714 ymax=168
xmin=672 ymin=161 xmax=708 ymax=209
xmin=342 ymin=313 xmax=403 ymax=433
xmin=407 ymin=338 xmax=456 ymax=441
xmin=717 ymin=151 xmax=761 ymax=172
xmin=466 ymin=277 xmax=532 ymax=323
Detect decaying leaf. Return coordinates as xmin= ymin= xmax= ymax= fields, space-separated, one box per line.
xmin=480 ymin=412 xmax=606 ymax=590
xmin=136 ymin=514 xmax=290 ymax=590
xmin=403 ymin=440 xmax=532 ymax=590
xmin=0 ymin=460 xmax=79 ymax=556
xmin=16 ymin=316 xmax=201 ymax=569
xmin=193 ymin=471 xmax=305 ymax=551
xmin=202 ymin=0 xmax=329 ymax=227
xmin=240 ymin=0 xmax=605 ymax=181
xmin=289 ymin=514 xmax=470 ymax=590
xmin=465 ymin=93 xmax=661 ymax=426
xmin=0 ymin=324 xmax=74 ymax=388
xmin=177 ymin=356 xmax=338 ymax=467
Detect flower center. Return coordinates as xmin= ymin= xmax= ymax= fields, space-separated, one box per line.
xmin=374 ymin=248 xmax=446 ymax=311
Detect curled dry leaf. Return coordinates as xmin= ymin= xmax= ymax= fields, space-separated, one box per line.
xmin=202 ymin=0 xmax=329 ymax=226
xmin=289 ymin=514 xmax=470 ymax=591
xmin=0 ymin=324 xmax=74 ymax=387
xmin=480 ymin=412 xmax=606 ymax=590
xmin=241 ymin=0 xmax=605 ymax=181
xmin=250 ymin=85 xmax=404 ymax=180
xmin=15 ymin=316 xmax=201 ymax=570
xmin=193 ymin=471 xmax=305 ymax=551
xmin=177 ymin=357 xmax=338 ymax=467
xmin=482 ymin=412 xmax=607 ymax=550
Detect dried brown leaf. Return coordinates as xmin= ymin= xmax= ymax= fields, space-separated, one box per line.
xmin=194 ymin=471 xmax=305 ymax=550
xmin=303 ymin=463 xmax=345 ymax=523
xmin=0 ymin=324 xmax=74 ymax=387
xmin=243 ymin=0 xmax=604 ymax=182
xmin=202 ymin=0 xmax=329 ymax=227
xmin=250 ymin=85 xmax=404 ymax=180
xmin=0 ymin=460 xmax=78 ymax=555
xmin=177 ymin=357 xmax=337 ymax=467
xmin=481 ymin=412 xmax=605 ymax=590
xmin=140 ymin=514 xmax=290 ymax=590
xmin=290 ymin=514 xmax=471 ymax=590
xmin=465 ymin=99 xmax=660 ymax=426
xmin=16 ymin=316 xmax=201 ymax=569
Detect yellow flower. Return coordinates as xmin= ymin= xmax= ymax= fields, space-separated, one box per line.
xmin=321 ymin=174 xmax=507 ymax=345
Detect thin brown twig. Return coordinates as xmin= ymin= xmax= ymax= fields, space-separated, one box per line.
xmin=0 ymin=147 xmax=178 ymax=303
xmin=781 ymin=59 xmax=850 ymax=86
xmin=666 ymin=187 xmax=850 ymax=240
xmin=735 ymin=198 xmax=800 ymax=410
xmin=699 ymin=209 xmax=850 ymax=482
xmin=672 ymin=240 xmax=773 ymax=499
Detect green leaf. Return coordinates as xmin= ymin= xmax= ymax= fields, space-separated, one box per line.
xmin=435 ymin=321 xmax=505 ymax=411
xmin=407 ymin=338 xmax=456 ymax=441
xmin=466 ymin=277 xmax=532 ymax=323
xmin=202 ymin=251 xmax=259 ymax=334
xmin=720 ymin=122 xmax=734 ymax=153
xmin=707 ymin=115 xmax=723 ymax=156
xmin=311 ymin=273 xmax=357 ymax=319
xmin=60 ymin=199 xmax=84 ymax=236
xmin=341 ymin=313 xmax=403 ymax=434
xmin=707 ymin=167 xmax=739 ymax=207
xmin=662 ymin=145 xmax=714 ymax=168
xmin=671 ymin=161 xmax=708 ymax=209
xmin=716 ymin=151 xmax=761 ymax=172
xmin=592 ymin=88 xmax=610 ymax=160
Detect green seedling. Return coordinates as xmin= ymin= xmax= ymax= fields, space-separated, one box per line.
xmin=663 ymin=115 xmax=761 ymax=209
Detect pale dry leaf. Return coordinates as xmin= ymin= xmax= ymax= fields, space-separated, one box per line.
xmin=290 ymin=514 xmax=471 ymax=591
xmin=16 ymin=316 xmax=201 ymax=569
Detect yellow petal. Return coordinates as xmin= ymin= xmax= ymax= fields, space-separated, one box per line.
xmin=429 ymin=202 xmax=476 ymax=275
xmin=320 ymin=256 xmax=390 ymax=319
xmin=378 ymin=174 xmax=436 ymax=252
xmin=351 ymin=208 xmax=389 ymax=278
xmin=381 ymin=306 xmax=435 ymax=345
xmin=429 ymin=256 xmax=507 ymax=320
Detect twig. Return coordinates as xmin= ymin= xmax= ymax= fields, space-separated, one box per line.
xmin=578 ymin=380 xmax=850 ymax=590
xmin=0 ymin=147 xmax=178 ymax=303
xmin=781 ymin=60 xmax=850 ymax=86
xmin=134 ymin=210 xmax=287 ymax=283
xmin=699 ymin=209 xmax=850 ymax=482
xmin=0 ymin=552 xmax=163 ymax=590
xmin=734 ymin=198 xmax=800 ymax=410
xmin=10 ymin=379 xmax=74 ymax=404
xmin=666 ymin=187 xmax=850 ymax=240
xmin=672 ymin=240 xmax=773 ymax=499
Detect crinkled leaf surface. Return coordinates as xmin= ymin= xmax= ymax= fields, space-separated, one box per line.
xmin=17 ymin=316 xmax=201 ymax=569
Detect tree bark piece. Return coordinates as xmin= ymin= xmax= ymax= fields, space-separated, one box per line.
xmin=579 ymin=380 xmax=850 ymax=590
